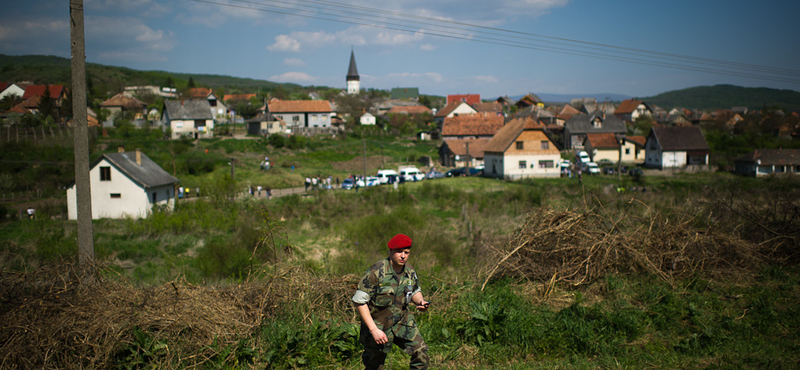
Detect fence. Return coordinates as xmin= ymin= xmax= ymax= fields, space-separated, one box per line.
xmin=0 ymin=125 xmax=97 ymax=144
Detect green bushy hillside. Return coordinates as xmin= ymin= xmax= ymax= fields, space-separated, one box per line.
xmin=645 ymin=84 xmax=800 ymax=111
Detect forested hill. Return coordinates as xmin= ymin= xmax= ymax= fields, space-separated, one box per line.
xmin=0 ymin=54 xmax=294 ymax=95
xmin=644 ymin=85 xmax=800 ymax=112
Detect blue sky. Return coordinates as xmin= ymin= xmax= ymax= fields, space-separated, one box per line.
xmin=1 ymin=0 xmax=799 ymax=98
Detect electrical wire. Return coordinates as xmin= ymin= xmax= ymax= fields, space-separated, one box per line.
xmin=189 ymin=0 xmax=800 ymax=84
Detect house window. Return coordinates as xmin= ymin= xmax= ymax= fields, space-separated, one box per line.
xmin=110 ymin=193 xmax=121 ymax=199
xmin=194 ymin=119 xmax=205 ymax=128
xmin=593 ymin=118 xmax=602 ymax=128
xmin=176 ymin=123 xmax=183 ymax=129
xmin=100 ymin=166 xmax=111 ymax=181
xmin=518 ymin=160 xmax=526 ymax=169
xmin=539 ymin=160 xmax=554 ymax=168
xmin=292 ymin=116 xmax=300 ymax=123
xmin=625 ymin=148 xmax=631 ymax=155
xmin=516 ymin=141 xmax=524 ymax=150
xmin=541 ymin=141 xmax=549 ymax=150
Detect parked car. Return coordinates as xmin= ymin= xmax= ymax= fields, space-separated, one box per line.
xmin=399 ymin=166 xmax=425 ymax=182
xmin=341 ymin=178 xmax=355 ymax=190
xmin=577 ymin=151 xmax=591 ymax=163
xmin=445 ymin=168 xmax=465 ymax=177
xmin=365 ymin=176 xmax=380 ymax=186
xmin=426 ymin=171 xmax=445 ymax=179
xmin=584 ymin=162 xmax=600 ymax=175
xmin=377 ymin=169 xmax=399 ymax=185
xmin=466 ymin=167 xmax=483 ymax=176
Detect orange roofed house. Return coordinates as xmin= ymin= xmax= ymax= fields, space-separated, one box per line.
xmin=483 ymin=117 xmax=561 ymax=179
xmin=441 ymin=113 xmax=504 ymax=140
xmin=265 ymin=98 xmax=332 ymax=130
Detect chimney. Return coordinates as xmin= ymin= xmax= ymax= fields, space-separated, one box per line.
xmin=117 ymin=145 xmax=125 ymax=153
xmin=135 ymin=148 xmax=142 ymax=165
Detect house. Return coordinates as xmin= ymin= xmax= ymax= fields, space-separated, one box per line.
xmin=17 ymin=84 xmax=66 ymax=112
xmin=483 ymin=117 xmax=561 ymax=179
xmin=0 ymin=82 xmax=24 ymax=99
xmin=515 ymin=93 xmax=544 ymax=108
xmin=557 ymin=104 xmax=581 ymax=124
xmin=620 ymin=136 xmax=646 ymax=164
xmin=433 ymin=101 xmax=478 ymax=127
xmin=734 ymin=149 xmax=800 ymax=177
xmin=471 ymin=102 xmax=504 ymax=115
xmin=188 ymin=88 xmax=227 ymax=121
xmin=390 ymin=87 xmax=419 ymax=101
xmin=223 ymin=93 xmax=256 ymax=104
xmin=376 ymin=99 xmax=421 ymax=115
xmin=563 ymin=111 xmax=627 ymax=150
xmin=162 ymin=99 xmax=215 ymax=139
xmin=582 ymin=133 xmax=621 ymax=164
xmin=266 ymin=98 xmax=332 ymax=130
xmin=439 ymin=138 xmax=490 ymax=168
xmin=644 ymin=127 xmax=710 ymax=170
xmin=99 ymin=93 xmax=147 ymax=127
xmin=614 ymin=99 xmax=653 ymax=123
xmin=447 ymin=94 xmax=481 ymax=105
xmin=247 ymin=112 xmax=285 ymax=136
xmin=124 ymin=85 xmax=177 ymax=98
xmin=441 ymin=113 xmax=504 ymax=140
xmin=66 ymin=148 xmax=179 ymax=220
xmin=359 ymin=112 xmax=376 ymax=125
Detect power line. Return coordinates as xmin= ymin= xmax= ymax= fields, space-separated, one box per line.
xmin=190 ymin=0 xmax=800 ymax=84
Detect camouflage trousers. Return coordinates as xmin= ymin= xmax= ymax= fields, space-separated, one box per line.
xmin=360 ymin=321 xmax=429 ymax=370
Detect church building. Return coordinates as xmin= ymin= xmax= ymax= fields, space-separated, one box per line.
xmin=347 ymin=49 xmax=360 ymax=95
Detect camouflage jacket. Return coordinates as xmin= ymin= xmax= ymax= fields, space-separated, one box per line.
xmin=352 ymin=258 xmax=422 ymax=334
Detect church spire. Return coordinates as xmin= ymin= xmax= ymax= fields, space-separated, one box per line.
xmin=346 ymin=48 xmax=360 ymax=94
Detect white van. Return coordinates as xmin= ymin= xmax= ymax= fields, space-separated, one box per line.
xmin=376 ymin=169 xmax=399 ymax=185
xmin=399 ymin=166 xmax=425 ymax=182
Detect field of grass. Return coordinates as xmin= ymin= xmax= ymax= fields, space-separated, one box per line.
xmin=1 ymin=134 xmax=799 ymax=369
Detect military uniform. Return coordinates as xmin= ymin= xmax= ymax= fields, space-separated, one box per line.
xmin=353 ymin=257 xmax=429 ymax=370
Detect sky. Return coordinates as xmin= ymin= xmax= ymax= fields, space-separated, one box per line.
xmin=1 ymin=0 xmax=799 ymax=99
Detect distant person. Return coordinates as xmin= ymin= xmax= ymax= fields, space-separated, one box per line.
xmin=27 ymin=207 xmax=35 ymax=220
xmin=305 ymin=177 xmax=311 ymax=192
xmin=257 ymin=185 xmax=262 ymax=197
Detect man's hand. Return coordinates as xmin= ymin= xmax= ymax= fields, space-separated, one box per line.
xmin=416 ymin=301 xmax=431 ymax=312
xmin=371 ymin=328 xmax=388 ymax=344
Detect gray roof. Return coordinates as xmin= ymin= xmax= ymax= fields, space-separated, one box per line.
xmin=649 ymin=127 xmax=710 ymax=151
xmin=98 ymin=151 xmax=180 ymax=188
xmin=564 ymin=112 xmax=627 ymax=134
xmin=347 ymin=49 xmax=359 ymax=81
xmin=164 ymin=99 xmax=213 ymax=120
xmin=735 ymin=149 xmax=800 ymax=165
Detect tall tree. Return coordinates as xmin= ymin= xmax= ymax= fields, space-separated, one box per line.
xmin=187 ymin=76 xmax=196 ymax=88
xmin=38 ymin=85 xmax=58 ymax=122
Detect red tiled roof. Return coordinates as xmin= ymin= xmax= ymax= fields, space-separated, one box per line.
xmin=388 ymin=105 xmax=432 ymax=114
xmin=223 ymin=93 xmax=256 ymax=102
xmin=100 ymin=93 xmax=147 ymax=110
xmin=442 ymin=138 xmax=491 ymax=158
xmin=585 ymin=133 xmax=619 ymax=149
xmin=267 ymin=99 xmax=332 ymax=113
xmin=558 ymin=104 xmax=580 ymax=120
xmin=442 ymin=113 xmax=504 ymax=137
xmin=626 ymin=135 xmax=646 ymax=146
xmin=447 ymin=94 xmax=481 ymax=105
xmin=187 ymin=88 xmax=211 ymax=98
xmin=0 ymin=82 xmax=9 ymax=92
xmin=472 ymin=102 xmax=503 ymax=114
xmin=22 ymin=84 xmax=64 ymax=100
xmin=614 ymin=99 xmax=642 ymax=115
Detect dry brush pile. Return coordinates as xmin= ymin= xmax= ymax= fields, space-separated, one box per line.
xmin=0 ymin=262 xmax=357 ymax=369
xmin=482 ymin=199 xmax=771 ymax=291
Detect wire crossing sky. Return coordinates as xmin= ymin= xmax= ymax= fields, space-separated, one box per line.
xmin=2 ymin=0 xmax=798 ymax=97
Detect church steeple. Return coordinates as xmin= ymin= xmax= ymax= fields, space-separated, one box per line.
xmin=346 ymin=48 xmax=360 ymax=94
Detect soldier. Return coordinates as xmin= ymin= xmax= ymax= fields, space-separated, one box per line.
xmin=352 ymin=234 xmax=430 ymax=370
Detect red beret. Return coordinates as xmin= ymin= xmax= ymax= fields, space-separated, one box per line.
xmin=387 ymin=233 xmax=413 ymax=249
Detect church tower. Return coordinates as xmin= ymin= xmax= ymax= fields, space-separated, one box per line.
xmin=346 ymin=49 xmax=360 ymax=95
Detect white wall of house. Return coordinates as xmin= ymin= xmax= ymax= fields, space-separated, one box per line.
xmin=360 ymin=113 xmax=376 ymax=125
xmin=273 ymin=113 xmax=332 ymax=128
xmin=165 ymin=117 xmax=214 ymax=139
xmin=631 ymin=103 xmax=651 ymax=121
xmin=484 ymin=153 xmax=561 ymax=179
xmin=591 ymin=149 xmax=620 ymax=164
xmin=66 ymin=159 xmax=175 ymax=220
xmin=620 ymin=141 xmax=645 ymax=163
xmin=0 ymin=84 xmax=24 ymax=99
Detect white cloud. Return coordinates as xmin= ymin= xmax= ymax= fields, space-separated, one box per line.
xmin=270 ymin=72 xmax=317 ymax=83
xmin=284 ymin=58 xmax=306 ymax=67
xmin=474 ymin=75 xmax=499 ymax=83
xmin=268 ymin=35 xmax=302 ymax=52
xmin=84 ymin=16 xmax=176 ymax=60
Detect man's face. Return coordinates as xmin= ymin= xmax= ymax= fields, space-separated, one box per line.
xmin=389 ymin=248 xmax=411 ymax=268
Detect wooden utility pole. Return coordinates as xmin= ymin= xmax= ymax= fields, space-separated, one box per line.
xmin=362 ymin=140 xmax=367 ymax=181
xmin=70 ymin=0 xmax=94 ymax=265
